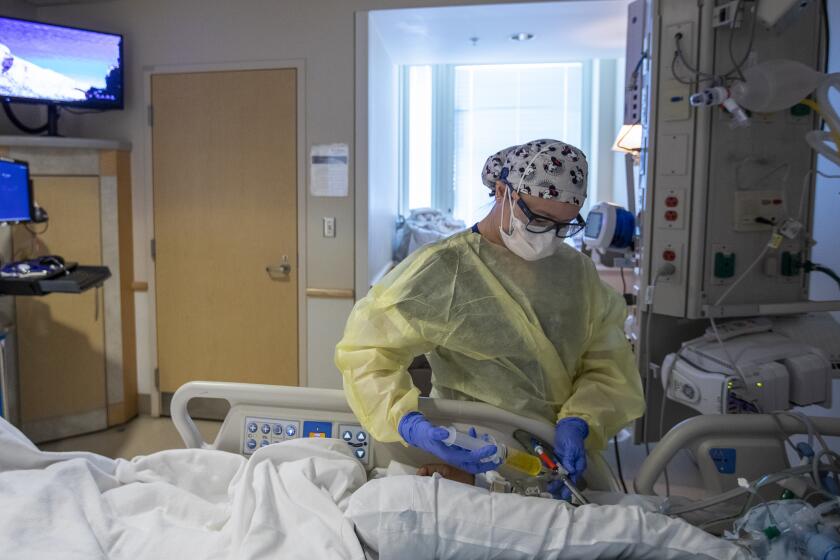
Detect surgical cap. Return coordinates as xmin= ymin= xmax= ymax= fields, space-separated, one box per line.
xmin=482 ymin=139 xmax=588 ymax=206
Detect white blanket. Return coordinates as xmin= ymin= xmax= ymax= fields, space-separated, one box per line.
xmin=347 ymin=474 xmax=752 ymax=560
xmin=0 ymin=418 xmax=367 ymax=560
xmin=0 ymin=418 xmax=752 ymax=560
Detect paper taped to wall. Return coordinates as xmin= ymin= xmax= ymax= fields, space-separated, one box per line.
xmin=311 ymin=144 xmax=349 ymax=197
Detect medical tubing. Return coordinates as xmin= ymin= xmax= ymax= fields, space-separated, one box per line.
xmin=642 ymin=266 xmax=675 ymax=442
xmin=814 ymin=449 xmax=840 ymax=495
xmin=803 ymin=531 xmax=840 ymax=560
xmin=725 ymin=0 xmax=759 ymax=81
xmin=658 ymin=390 xmax=671 ymax=497
xmin=613 ymin=435 xmax=629 ymax=494
xmin=665 ymin=465 xmax=813 ymax=516
xmin=806 ymin=74 xmax=840 ymax=167
xmin=810 ymin=264 xmax=840 ymax=290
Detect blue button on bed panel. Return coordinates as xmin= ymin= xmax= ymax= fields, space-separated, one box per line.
xmin=302 ymin=421 xmax=332 ymax=439
xmin=709 ymin=448 xmax=736 ymax=474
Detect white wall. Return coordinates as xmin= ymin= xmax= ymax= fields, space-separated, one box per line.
xmin=366 ymin=20 xmax=400 ymax=287
xmin=806 ymin=1 xmax=840 ymax=433
xmin=812 ymin=2 xmax=840 ymax=308
xmin=29 ymin=0 xmax=537 ymax=396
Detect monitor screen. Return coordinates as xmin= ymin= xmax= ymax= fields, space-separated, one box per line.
xmin=0 ymin=16 xmax=123 ymax=109
xmin=0 ymin=159 xmax=32 ymax=223
xmin=584 ymin=211 xmax=603 ymax=239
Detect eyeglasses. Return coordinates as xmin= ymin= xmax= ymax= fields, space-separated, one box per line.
xmin=516 ymin=197 xmax=586 ymax=238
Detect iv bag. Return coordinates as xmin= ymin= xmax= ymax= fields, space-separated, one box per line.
xmin=731 ymin=59 xmax=824 ymax=113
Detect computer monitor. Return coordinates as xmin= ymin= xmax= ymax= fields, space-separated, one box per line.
xmin=0 ymin=159 xmax=32 ymax=224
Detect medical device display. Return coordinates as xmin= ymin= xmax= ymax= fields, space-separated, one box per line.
xmin=660 ymin=321 xmax=832 ymax=415
xmin=583 ymin=202 xmax=635 ymax=253
xmin=0 ymin=158 xmax=31 ymax=224
xmin=0 ymin=16 xmax=123 ymax=109
xmin=242 ymin=416 xmax=371 ymax=464
xmin=443 ymin=426 xmax=542 ymax=477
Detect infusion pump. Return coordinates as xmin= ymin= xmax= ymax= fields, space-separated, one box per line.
xmin=661 ymin=318 xmax=834 ymax=415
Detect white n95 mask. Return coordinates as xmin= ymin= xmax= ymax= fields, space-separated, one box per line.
xmin=499 ymin=189 xmax=560 ymax=261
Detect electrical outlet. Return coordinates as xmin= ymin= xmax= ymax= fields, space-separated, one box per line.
xmin=657 ymin=187 xmax=686 ymax=230
xmin=657 ymin=244 xmax=683 ymax=284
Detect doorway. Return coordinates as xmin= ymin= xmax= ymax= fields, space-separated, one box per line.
xmin=150 ymin=68 xmax=300 ymax=402
xmin=358 ymin=1 xmax=630 ymax=290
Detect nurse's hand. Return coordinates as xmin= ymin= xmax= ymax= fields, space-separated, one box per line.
xmin=552 ymin=417 xmax=589 ymax=500
xmin=398 ymin=412 xmax=498 ymax=474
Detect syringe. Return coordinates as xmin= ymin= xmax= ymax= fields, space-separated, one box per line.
xmin=533 ymin=444 xmax=588 ymax=504
xmin=442 ymin=427 xmax=542 ymax=476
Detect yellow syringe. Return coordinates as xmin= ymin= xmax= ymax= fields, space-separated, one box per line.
xmin=443 ymin=427 xmax=542 ymax=476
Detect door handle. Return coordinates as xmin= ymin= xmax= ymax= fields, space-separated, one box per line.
xmin=266 ymin=255 xmax=292 ymax=279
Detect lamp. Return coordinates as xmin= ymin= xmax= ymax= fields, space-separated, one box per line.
xmin=612 ymin=123 xmax=643 ymax=154
xmin=612 ymin=123 xmax=644 ymax=215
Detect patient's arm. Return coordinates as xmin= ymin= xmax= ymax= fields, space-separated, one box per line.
xmin=417 ymin=463 xmax=475 ymax=485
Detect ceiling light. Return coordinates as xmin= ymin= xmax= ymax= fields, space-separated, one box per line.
xmin=510 ymin=32 xmax=534 ymax=42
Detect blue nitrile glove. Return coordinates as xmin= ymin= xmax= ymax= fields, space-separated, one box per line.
xmin=398 ymin=412 xmax=498 ymax=474
xmin=550 ymin=417 xmax=589 ymax=501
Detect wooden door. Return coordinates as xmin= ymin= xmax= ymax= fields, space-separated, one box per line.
xmin=152 ymin=69 xmax=298 ymax=393
xmin=13 ymin=176 xmax=107 ymax=439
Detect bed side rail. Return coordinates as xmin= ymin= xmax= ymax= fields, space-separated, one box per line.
xmin=634 ymin=414 xmax=840 ymax=495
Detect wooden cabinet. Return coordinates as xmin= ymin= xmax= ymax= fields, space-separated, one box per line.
xmin=0 ymin=138 xmax=136 ymax=443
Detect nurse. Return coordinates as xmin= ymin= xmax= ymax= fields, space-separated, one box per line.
xmin=335 ymin=139 xmax=645 ymax=499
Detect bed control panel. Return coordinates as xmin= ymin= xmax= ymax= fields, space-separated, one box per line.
xmin=241 ymin=416 xmax=371 ymax=465
xmin=338 ymin=424 xmax=370 ymax=464
xmin=243 ymin=417 xmax=300 ymax=454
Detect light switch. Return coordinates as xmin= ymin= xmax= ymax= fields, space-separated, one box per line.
xmin=323 ymin=217 xmax=336 ymax=238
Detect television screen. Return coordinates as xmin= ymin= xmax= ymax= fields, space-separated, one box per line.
xmin=0 ymin=16 xmax=123 ymax=109
xmin=0 ymin=159 xmax=31 ymax=223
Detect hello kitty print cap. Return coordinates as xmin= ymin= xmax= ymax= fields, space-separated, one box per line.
xmin=481 ymin=139 xmax=588 ymax=206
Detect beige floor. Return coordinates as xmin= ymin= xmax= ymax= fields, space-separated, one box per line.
xmin=40 ymin=415 xmax=222 ymax=459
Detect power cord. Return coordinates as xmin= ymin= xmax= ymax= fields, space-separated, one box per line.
xmin=613 ymin=435 xmax=629 ymax=494
xmin=642 ymin=263 xmax=676 ymax=495
xmin=801 ymin=261 xmax=840 ymax=290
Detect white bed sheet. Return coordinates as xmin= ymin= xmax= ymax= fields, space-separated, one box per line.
xmin=0 ymin=418 xmax=753 ymax=560
xmin=0 ymin=418 xmax=367 ymax=560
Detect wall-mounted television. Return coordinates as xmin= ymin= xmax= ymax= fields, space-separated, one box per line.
xmin=0 ymin=16 xmax=123 ymax=110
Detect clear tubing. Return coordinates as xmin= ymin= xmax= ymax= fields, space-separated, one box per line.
xmin=806 ymin=73 xmax=840 ymax=167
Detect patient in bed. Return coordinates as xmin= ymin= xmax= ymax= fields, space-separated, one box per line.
xmin=347 ymin=461 xmax=752 ymax=560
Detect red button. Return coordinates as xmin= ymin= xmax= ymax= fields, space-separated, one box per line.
xmin=663 ymin=250 xmax=676 ymax=262
xmin=665 ymin=210 xmax=678 ymax=221
xmin=665 ymin=196 xmax=679 ymax=208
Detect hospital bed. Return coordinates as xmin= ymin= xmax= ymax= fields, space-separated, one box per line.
xmin=170 ymin=380 xmax=623 ymax=493
xmin=0 ymin=381 xmax=835 ymax=559
xmin=171 ymin=382 xmax=840 ymax=543
xmin=172 ymin=381 xmax=840 ymax=500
